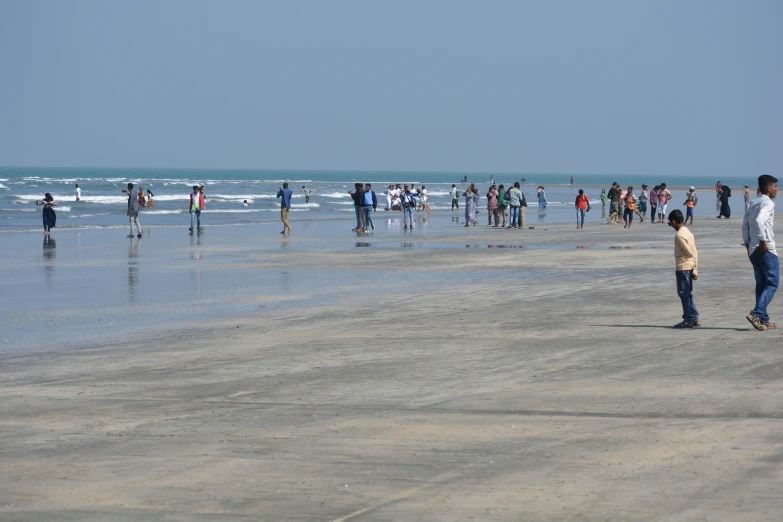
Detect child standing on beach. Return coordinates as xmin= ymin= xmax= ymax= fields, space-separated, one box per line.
xmin=669 ymin=209 xmax=700 ymax=328
xmin=36 ymin=193 xmax=58 ymax=235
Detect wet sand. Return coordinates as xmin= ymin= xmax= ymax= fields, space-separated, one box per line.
xmin=1 ymin=215 xmax=782 ymax=521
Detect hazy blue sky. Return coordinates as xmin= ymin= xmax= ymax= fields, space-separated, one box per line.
xmin=1 ymin=0 xmax=780 ymax=176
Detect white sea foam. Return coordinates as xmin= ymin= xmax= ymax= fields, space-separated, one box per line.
xmin=0 ymin=183 xmax=8 ymax=189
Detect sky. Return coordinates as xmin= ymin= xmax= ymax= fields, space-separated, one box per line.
xmin=0 ymin=0 xmax=781 ymax=176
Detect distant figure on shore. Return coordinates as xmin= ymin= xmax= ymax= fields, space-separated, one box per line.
xmin=520 ymin=178 xmax=527 ymax=185
xmin=497 ymin=184 xmax=508 ymax=227
xmin=348 ymin=183 xmax=365 ymax=232
xmin=242 ymin=200 xmax=249 ymax=207
xmin=277 ymin=182 xmax=293 ymax=235
xmin=35 ymin=193 xmax=57 ymax=235
xmin=684 ymin=187 xmax=697 ymax=225
xmin=300 ymin=185 xmax=312 ymax=204
xmin=715 ymin=181 xmax=723 ymax=210
xmin=606 ymin=183 xmax=621 ymax=224
xmin=623 ymin=187 xmax=637 ymax=228
xmin=451 ymin=184 xmax=459 ymax=210
xmin=418 ymin=185 xmax=430 ymax=215
xmin=575 ymin=189 xmax=589 ymax=229
xmin=385 ymin=186 xmax=393 ymax=211
xmin=486 ymin=185 xmax=499 ymax=227
xmin=638 ymin=185 xmax=649 ymax=221
xmin=669 ymin=209 xmax=700 ymax=328
xmin=742 ymin=174 xmax=778 ymax=331
xmin=743 ymin=185 xmax=750 ymax=212
xmin=75 ymin=184 xmax=81 ymax=201
xmin=400 ymin=185 xmax=416 ymax=229
xmin=146 ymin=190 xmax=155 ymax=209
xmin=138 ymin=187 xmax=146 ymax=207
xmin=507 ymin=183 xmax=522 ymax=229
xmin=600 ymin=188 xmax=607 ymax=209
xmin=536 ymin=186 xmax=547 ymax=209
xmin=126 ymin=183 xmax=142 ymax=238
xmin=570 ymin=176 xmax=574 ymax=185
xmin=717 ymin=185 xmax=732 ymax=219
xmin=489 ymin=174 xmax=494 ymax=185
xmin=463 ymin=184 xmax=479 ymax=227
xmin=363 ymin=183 xmax=377 ymax=231
xmin=649 ymin=185 xmax=659 ymax=224
xmin=657 ymin=183 xmax=672 ymax=223
xmin=189 ymin=185 xmax=204 ymax=234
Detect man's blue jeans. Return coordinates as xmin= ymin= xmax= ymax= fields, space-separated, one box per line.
xmin=190 ymin=209 xmax=201 ymax=230
xmin=508 ymin=206 xmax=519 ymax=227
xmin=353 ymin=206 xmax=363 ymax=230
xmin=750 ymin=250 xmax=779 ymax=324
xmin=576 ymin=208 xmax=585 ymax=227
xmin=676 ymin=270 xmax=699 ymax=324
xmin=363 ymin=206 xmax=374 ymax=230
xmin=403 ymin=206 xmax=413 ymax=227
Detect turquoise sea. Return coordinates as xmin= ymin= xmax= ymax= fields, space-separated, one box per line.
xmin=0 ymin=166 xmax=758 ymax=231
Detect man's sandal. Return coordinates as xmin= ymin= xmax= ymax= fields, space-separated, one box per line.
xmin=746 ymin=314 xmax=768 ymax=331
xmin=763 ymin=322 xmax=776 ymax=329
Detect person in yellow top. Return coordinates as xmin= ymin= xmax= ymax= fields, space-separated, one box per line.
xmin=669 ymin=209 xmax=700 ymax=328
xmin=623 ymin=186 xmax=637 ymax=229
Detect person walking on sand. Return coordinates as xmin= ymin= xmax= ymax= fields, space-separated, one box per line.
xmin=419 ymin=185 xmax=431 ymax=215
xmin=744 ymin=185 xmax=751 ymax=212
xmin=684 ymin=186 xmax=697 ymax=225
xmin=742 ymin=174 xmax=778 ymax=331
xmin=126 ymin=183 xmax=142 ymax=238
xmin=451 ymin=184 xmax=459 ymax=210
xmin=400 ymin=185 xmax=416 ymax=229
xmin=600 ymin=188 xmax=607 ymax=210
xmin=497 ymin=184 xmax=508 ymax=227
xmin=487 ymin=185 xmax=499 ymax=226
xmin=657 ymin=183 xmax=672 ymax=223
xmin=575 ymin=189 xmax=589 ymax=229
xmin=717 ymin=185 xmax=732 ymax=219
xmin=607 ymin=183 xmax=621 ymax=224
xmin=638 ymin=185 xmax=649 ymax=221
xmin=36 ymin=193 xmax=58 ymax=235
xmin=623 ymin=187 xmax=637 ymax=228
xmin=668 ymin=209 xmax=700 ymax=328
xmin=570 ymin=175 xmax=574 ymax=185
xmin=463 ymin=184 xmax=479 ymax=227
xmin=362 ymin=183 xmax=377 ymax=231
xmin=277 ymin=182 xmax=293 ymax=235
xmin=75 ymin=184 xmax=81 ymax=202
xmin=188 ymin=185 xmax=204 ymax=234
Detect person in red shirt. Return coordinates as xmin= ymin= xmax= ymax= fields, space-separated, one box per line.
xmin=574 ymin=189 xmax=590 ymax=229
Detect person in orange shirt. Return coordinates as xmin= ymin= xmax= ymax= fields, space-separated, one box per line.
xmin=623 ymin=186 xmax=637 ymax=229
xmin=574 ymin=189 xmax=589 ymax=229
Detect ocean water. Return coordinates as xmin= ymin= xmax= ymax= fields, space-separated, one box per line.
xmin=0 ymin=167 xmax=755 ymax=231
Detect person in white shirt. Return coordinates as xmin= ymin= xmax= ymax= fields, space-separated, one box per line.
xmin=742 ymin=174 xmax=778 ymax=330
xmin=451 ymin=184 xmax=459 ymax=210
xmin=75 ymin=184 xmax=81 ymax=201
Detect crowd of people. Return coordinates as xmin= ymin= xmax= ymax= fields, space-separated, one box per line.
xmin=30 ymin=175 xmax=781 ymax=332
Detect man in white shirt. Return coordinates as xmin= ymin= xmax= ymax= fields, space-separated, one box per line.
xmin=75 ymin=184 xmax=81 ymax=201
xmin=742 ymin=174 xmax=778 ymax=330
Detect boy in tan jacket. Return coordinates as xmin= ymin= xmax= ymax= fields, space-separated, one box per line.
xmin=668 ymin=209 xmax=700 ymax=328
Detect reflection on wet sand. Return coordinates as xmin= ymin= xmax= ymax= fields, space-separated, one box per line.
xmin=128 ymin=238 xmax=140 ymax=302
xmin=42 ymin=237 xmax=56 ymax=288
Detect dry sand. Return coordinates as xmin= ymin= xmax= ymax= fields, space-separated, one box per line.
xmin=1 ymin=216 xmax=782 ymax=521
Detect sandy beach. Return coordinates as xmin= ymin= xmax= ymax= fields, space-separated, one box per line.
xmin=1 ymin=214 xmax=782 ymax=521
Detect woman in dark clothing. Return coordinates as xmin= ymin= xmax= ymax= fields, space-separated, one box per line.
xmin=36 ymin=192 xmax=58 ymax=235
xmin=717 ymin=185 xmax=732 ymax=219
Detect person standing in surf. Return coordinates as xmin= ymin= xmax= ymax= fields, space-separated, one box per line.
xmin=126 ymin=183 xmax=142 ymax=238
xmin=188 ymin=184 xmax=204 ymax=234
xmin=36 ymin=193 xmax=58 ymax=235
xmin=277 ymin=182 xmax=293 ymax=235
